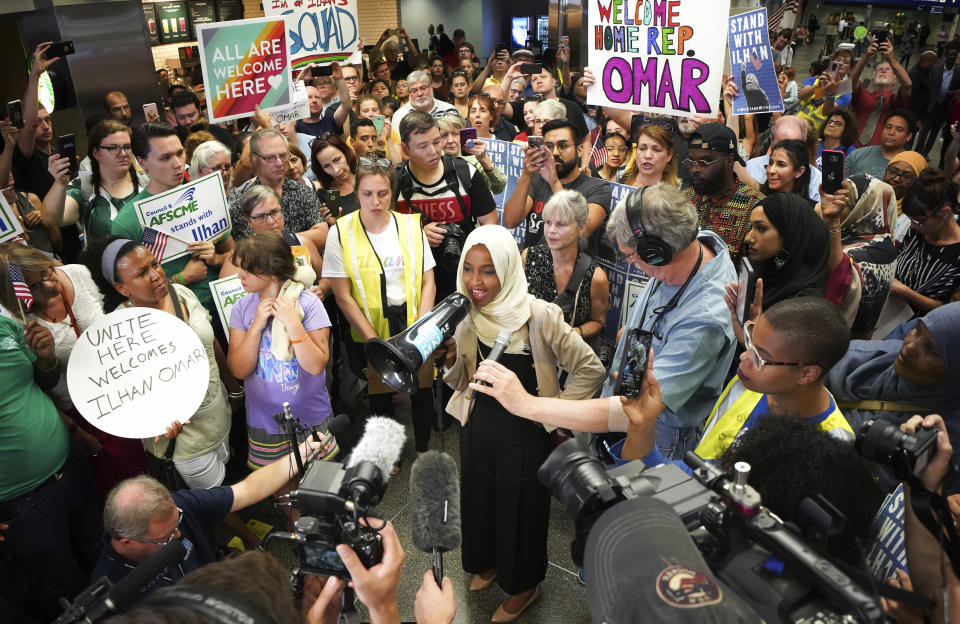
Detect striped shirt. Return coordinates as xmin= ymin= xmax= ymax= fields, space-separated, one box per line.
xmin=896 ymin=229 xmax=960 ymax=303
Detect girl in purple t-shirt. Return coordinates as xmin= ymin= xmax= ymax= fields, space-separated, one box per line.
xmin=227 ymin=232 xmax=336 ymax=479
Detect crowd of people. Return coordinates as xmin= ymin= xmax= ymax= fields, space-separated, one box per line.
xmin=1 ymin=15 xmax=960 ymax=624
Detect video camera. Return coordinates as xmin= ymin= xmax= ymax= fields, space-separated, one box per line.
xmin=539 ymin=438 xmax=886 ymax=623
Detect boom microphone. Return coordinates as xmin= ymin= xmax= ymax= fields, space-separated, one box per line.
xmin=465 ymin=329 xmax=512 ymax=400
xmin=410 ymin=451 xmax=462 ymax=587
xmin=343 ymin=417 xmax=407 ymax=507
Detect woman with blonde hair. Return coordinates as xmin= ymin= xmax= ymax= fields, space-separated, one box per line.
xmin=435 ymin=114 xmax=506 ymax=194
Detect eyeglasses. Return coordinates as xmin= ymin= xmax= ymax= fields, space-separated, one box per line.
xmin=254 ymin=152 xmax=289 ymax=164
xmin=742 ymin=321 xmax=811 ymax=371
xmin=208 ymin=162 xmax=232 ymax=172
xmin=682 ymin=157 xmax=723 ymax=170
xmin=316 ymin=80 xmax=333 ymax=86
xmin=358 ymin=156 xmax=392 ymax=169
xmin=27 ymin=267 xmax=57 ymax=291
xmin=543 ymin=140 xmax=572 ymax=151
xmin=248 ymin=208 xmax=283 ymax=224
xmin=604 ymin=145 xmax=629 ymax=154
xmin=884 ymin=166 xmax=916 ymax=181
xmin=342 ymin=75 xmax=361 ymax=83
xmin=433 ymin=110 xmax=461 ymax=119
xmin=97 ymin=143 xmax=133 ymax=156
xmin=132 ymin=507 xmax=183 ymax=545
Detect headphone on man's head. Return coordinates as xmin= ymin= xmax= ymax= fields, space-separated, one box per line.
xmin=625 ymin=185 xmax=673 ymax=266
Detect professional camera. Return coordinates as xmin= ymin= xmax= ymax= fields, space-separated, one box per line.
xmin=855 ymin=419 xmax=938 ymax=478
xmin=438 ymin=222 xmax=466 ymax=270
xmin=266 ymin=458 xmax=387 ymax=580
xmin=539 ymin=438 xmax=886 ymax=623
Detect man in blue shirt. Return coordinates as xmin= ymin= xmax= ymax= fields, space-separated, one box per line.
xmin=91 ymin=435 xmax=329 ymax=601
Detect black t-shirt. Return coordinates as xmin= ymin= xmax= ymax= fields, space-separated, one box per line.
xmin=526 ymin=173 xmax=612 ymax=249
xmin=296 ymin=108 xmax=341 ymax=137
xmin=11 ymin=143 xmax=53 ymax=198
xmin=316 ymin=188 xmax=360 ymax=217
xmin=391 ymin=59 xmax=415 ymax=82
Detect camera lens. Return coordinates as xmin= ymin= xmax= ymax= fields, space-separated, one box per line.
xmin=855 ymin=419 xmax=909 ymax=463
xmin=538 ymin=438 xmax=618 ymax=523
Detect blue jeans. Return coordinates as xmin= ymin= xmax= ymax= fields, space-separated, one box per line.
xmin=0 ymin=447 xmax=103 ymax=620
xmin=655 ymin=420 xmax=700 ymax=461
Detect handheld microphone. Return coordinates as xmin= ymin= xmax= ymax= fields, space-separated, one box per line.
xmin=410 ymin=451 xmax=462 ymax=587
xmin=55 ymin=539 xmax=186 ymax=623
xmin=465 ymin=329 xmax=512 ymax=400
xmin=343 ymin=417 xmax=407 ymax=507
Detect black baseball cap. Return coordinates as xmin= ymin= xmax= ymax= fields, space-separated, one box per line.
xmin=584 ymin=497 xmax=759 ymax=623
xmin=687 ymin=123 xmax=746 ymax=166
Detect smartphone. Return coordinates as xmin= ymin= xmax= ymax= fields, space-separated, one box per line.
xmin=821 ymin=150 xmax=845 ymax=195
xmin=388 ymin=28 xmax=400 ymax=37
xmin=372 ymin=114 xmax=385 ymax=134
xmin=325 ymin=190 xmax=341 ymax=217
xmin=613 ymin=329 xmax=653 ymax=398
xmin=460 ymin=127 xmax=477 ymax=152
xmin=560 ymin=35 xmax=570 ymax=49
xmin=830 ymin=61 xmax=839 ymax=77
xmin=44 ymin=40 xmax=75 ymax=59
xmin=143 ymin=102 xmax=159 ymax=122
xmin=57 ymin=134 xmax=77 ymax=178
xmin=873 ymin=30 xmax=888 ymax=44
xmin=495 ymin=42 xmax=508 ymax=53
xmin=6 ymin=100 xmax=23 ymax=129
xmin=527 ymin=135 xmax=543 ymax=149
xmin=736 ymin=258 xmax=757 ymax=327
xmin=520 ymin=63 xmax=542 ymax=75
xmin=311 ymin=65 xmax=333 ymax=77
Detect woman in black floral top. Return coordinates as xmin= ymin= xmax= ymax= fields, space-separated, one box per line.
xmin=522 ymin=190 xmax=609 ymax=340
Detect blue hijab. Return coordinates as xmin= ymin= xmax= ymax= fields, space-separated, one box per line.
xmin=827 ymin=302 xmax=960 ymax=410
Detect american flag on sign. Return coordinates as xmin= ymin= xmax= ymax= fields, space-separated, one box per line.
xmin=141 ymin=227 xmax=169 ymax=261
xmin=590 ymin=134 xmax=608 ymax=169
xmin=769 ymin=0 xmax=801 ymax=35
xmin=10 ymin=235 xmax=27 ymax=246
xmin=8 ymin=262 xmax=33 ymax=308
xmin=751 ymin=52 xmax=763 ymax=70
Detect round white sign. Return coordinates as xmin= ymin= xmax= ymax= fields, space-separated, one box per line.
xmin=66 ymin=307 xmax=210 ymax=439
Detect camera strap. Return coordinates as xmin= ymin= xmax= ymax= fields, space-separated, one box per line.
xmin=905 ymin=473 xmax=960 ymax=579
xmin=637 ymin=242 xmax=703 ymax=339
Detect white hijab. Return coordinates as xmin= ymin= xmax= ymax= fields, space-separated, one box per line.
xmin=455 ymin=225 xmax=534 ymax=353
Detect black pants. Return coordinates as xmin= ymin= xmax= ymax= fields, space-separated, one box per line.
xmin=460 ymin=396 xmax=551 ymax=594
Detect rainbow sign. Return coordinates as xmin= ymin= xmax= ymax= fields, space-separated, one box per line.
xmin=197 ymin=17 xmax=293 ymax=123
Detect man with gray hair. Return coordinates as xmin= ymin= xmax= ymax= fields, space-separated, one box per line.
xmin=602 ymin=183 xmax=736 ymax=459
xmin=743 ymin=114 xmax=823 ymax=200
xmin=371 ymin=27 xmax=420 ymax=81
xmin=227 ymin=128 xmax=323 ymax=242
xmin=90 ymin=435 xmax=332 ymax=602
xmin=391 ymin=69 xmax=457 ymax=129
xmin=483 ymin=84 xmax=518 ymax=141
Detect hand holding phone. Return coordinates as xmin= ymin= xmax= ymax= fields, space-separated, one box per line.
xmin=736 ymin=259 xmax=757 ymax=327
xmin=372 ymin=114 xmax=385 ymax=134
xmin=57 ymin=134 xmax=77 ymax=179
xmin=460 ymin=127 xmax=477 ymax=153
xmin=821 ymin=150 xmax=845 ymax=195
xmin=520 ymin=63 xmax=542 ymax=75
xmin=143 ymin=103 xmax=159 ymax=122
xmin=6 ymin=101 xmax=23 ymax=129
xmin=527 ymin=135 xmax=543 ymax=149
xmin=44 ymin=40 xmax=75 ymax=60
xmin=312 ymin=65 xmax=333 ymax=77
xmin=325 ymin=191 xmax=341 ymax=218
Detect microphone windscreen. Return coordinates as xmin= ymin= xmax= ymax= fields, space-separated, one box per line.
xmin=325 ymin=413 xmax=351 ymax=436
xmin=346 ymin=416 xmax=407 ymax=479
xmin=108 ymin=539 xmax=186 ymax=610
xmin=410 ymin=451 xmax=462 ymax=553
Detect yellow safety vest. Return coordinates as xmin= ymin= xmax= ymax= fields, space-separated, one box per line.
xmin=338 ymin=210 xmax=424 ymax=342
xmin=695 ymin=377 xmax=853 ymax=460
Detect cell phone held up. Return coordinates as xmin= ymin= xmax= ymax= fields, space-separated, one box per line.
xmin=520 ymin=63 xmax=542 ymax=75
xmin=6 ymin=100 xmax=23 ymax=129
xmin=736 ymin=258 xmax=757 ymax=327
xmin=821 ymin=150 xmax=845 ymax=195
xmin=325 ymin=190 xmax=341 ymax=218
xmin=311 ymin=65 xmax=333 ymax=77
xmin=613 ymin=328 xmax=653 ymax=398
xmin=459 ymin=127 xmax=477 ymax=152
xmin=57 ymin=134 xmax=77 ymax=179
xmin=372 ymin=114 xmax=385 ymax=135
xmin=44 ymin=40 xmax=76 ymax=59
xmin=527 ymin=136 xmax=543 ymax=149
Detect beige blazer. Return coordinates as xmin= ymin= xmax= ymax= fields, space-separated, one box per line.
xmin=444 ymin=298 xmax=605 ymax=427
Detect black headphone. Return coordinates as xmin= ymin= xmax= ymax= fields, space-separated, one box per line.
xmin=625 ymin=186 xmax=673 ymax=266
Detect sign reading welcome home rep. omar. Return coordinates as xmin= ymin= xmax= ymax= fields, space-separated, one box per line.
xmin=66 ymin=308 xmax=210 ymax=439
xmin=197 ymin=16 xmax=293 ymax=123
xmin=133 ymin=172 xmax=231 ymax=264
xmin=587 ymin=0 xmax=730 ymax=117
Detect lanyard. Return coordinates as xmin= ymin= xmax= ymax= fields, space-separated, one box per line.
xmin=637 ymin=243 xmax=703 ymax=339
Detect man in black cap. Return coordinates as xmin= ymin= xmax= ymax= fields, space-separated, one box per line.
xmin=681 ymin=123 xmax=763 ymax=265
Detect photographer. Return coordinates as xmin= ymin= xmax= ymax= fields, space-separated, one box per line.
xmin=394 ymin=111 xmax=499 ymax=300
xmin=849 ymin=38 xmax=912 ymax=148
xmin=899 ymin=414 xmax=960 ymax=623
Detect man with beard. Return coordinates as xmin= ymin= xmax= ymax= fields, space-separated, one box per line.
xmin=391 ymin=70 xmax=456 ymax=129
xmin=504 ymin=119 xmax=611 ymax=252
xmin=849 ymin=39 xmax=912 ymax=148
xmin=681 ymin=123 xmax=763 ymax=265
xmin=103 ymin=91 xmax=132 ymax=126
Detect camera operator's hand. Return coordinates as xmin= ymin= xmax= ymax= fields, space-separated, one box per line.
xmin=471 ymin=359 xmax=531 ymax=415
xmin=424 ymin=222 xmax=447 ymax=248
xmin=619 ymin=349 xmax=662 ymax=461
xmin=901 ymin=414 xmax=953 ymax=493
xmin=337 ymin=519 xmax=404 ymax=624
xmin=303 ymin=575 xmax=345 ymax=624
xmin=414 ymin=569 xmax=456 ymax=624
xmin=880 ymin=569 xmax=923 ymax=624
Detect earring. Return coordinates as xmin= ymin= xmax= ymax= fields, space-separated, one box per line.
xmin=773 ymin=249 xmax=790 ymax=270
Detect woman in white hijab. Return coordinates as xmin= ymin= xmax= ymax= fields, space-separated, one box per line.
xmin=442 ymin=225 xmax=604 ymax=622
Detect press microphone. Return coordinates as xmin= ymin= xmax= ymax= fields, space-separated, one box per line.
xmin=410 ymin=451 xmax=462 ymax=587
xmin=465 ymin=329 xmax=512 ymax=400
xmin=343 ymin=416 xmax=407 ymax=507
xmin=55 ymin=539 xmax=186 ymax=623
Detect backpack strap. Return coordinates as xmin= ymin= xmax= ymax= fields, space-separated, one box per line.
xmin=553 ymin=252 xmax=593 ymax=319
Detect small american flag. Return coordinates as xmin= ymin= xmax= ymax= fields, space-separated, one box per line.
xmin=8 ymin=262 xmax=33 ymax=308
xmin=141 ymin=227 xmax=169 ymax=261
xmin=751 ymin=52 xmax=763 ymax=71
xmin=590 ymin=134 xmax=608 ymax=169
